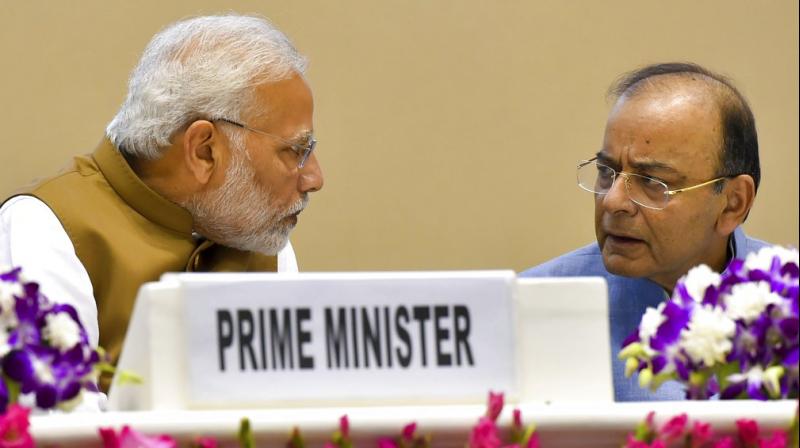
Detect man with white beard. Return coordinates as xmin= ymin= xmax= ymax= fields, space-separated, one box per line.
xmin=0 ymin=15 xmax=324 ymax=386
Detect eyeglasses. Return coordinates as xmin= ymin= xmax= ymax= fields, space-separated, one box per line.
xmin=213 ymin=118 xmax=317 ymax=168
xmin=576 ymin=157 xmax=727 ymax=210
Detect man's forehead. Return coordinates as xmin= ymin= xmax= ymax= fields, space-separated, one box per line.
xmin=600 ymin=124 xmax=719 ymax=162
xmin=607 ymin=85 xmax=721 ymax=155
xmin=249 ymin=74 xmax=314 ymax=135
xmin=596 ymin=150 xmax=677 ymax=170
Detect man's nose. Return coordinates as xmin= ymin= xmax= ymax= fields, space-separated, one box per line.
xmin=601 ymin=174 xmax=636 ymax=214
xmin=298 ymin=153 xmax=324 ymax=193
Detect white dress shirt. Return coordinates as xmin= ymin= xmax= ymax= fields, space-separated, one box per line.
xmin=0 ymin=195 xmax=299 ymax=348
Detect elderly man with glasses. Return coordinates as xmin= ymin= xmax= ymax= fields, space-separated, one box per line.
xmin=0 ymin=15 xmax=324 ymax=388
xmin=520 ymin=62 xmax=767 ymax=401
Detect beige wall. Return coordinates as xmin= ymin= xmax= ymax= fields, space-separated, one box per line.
xmin=1 ymin=1 xmax=797 ymax=272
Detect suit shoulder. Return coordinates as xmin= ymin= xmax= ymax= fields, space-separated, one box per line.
xmin=519 ymin=243 xmax=607 ymax=277
xmin=744 ymin=235 xmax=770 ymax=253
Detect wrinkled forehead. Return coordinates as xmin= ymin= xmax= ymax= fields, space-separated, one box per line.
xmin=603 ymin=83 xmax=723 ymax=175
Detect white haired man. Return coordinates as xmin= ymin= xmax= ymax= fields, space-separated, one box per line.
xmin=0 ymin=15 xmax=324 ymax=382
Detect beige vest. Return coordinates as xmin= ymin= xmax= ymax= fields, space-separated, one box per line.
xmin=4 ymin=139 xmax=277 ymax=371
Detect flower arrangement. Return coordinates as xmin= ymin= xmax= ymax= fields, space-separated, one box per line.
xmin=619 ymin=246 xmax=799 ymax=399
xmin=0 ymin=266 xmax=102 ymax=412
xmin=1 ymin=390 xmax=797 ymax=447
xmin=624 ymin=409 xmax=799 ymax=448
xmin=283 ymin=392 xmax=539 ymax=448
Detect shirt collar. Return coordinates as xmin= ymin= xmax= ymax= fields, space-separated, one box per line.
xmin=92 ymin=138 xmax=194 ymax=235
xmin=723 ymin=227 xmax=747 ymax=275
xmin=658 ymin=228 xmax=744 ymax=300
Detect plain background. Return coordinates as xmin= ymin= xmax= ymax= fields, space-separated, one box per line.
xmin=1 ymin=1 xmax=797 ymax=272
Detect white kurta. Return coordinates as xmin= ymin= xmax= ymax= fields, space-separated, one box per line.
xmin=0 ymin=195 xmax=299 ymax=349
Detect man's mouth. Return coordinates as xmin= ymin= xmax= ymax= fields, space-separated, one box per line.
xmin=285 ymin=210 xmax=301 ymax=225
xmin=283 ymin=197 xmax=309 ymax=224
xmin=605 ymin=232 xmax=645 ymax=246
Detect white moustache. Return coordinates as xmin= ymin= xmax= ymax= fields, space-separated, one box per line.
xmin=285 ymin=195 xmax=309 ymax=217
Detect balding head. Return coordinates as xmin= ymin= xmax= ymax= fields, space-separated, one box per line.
xmin=609 ymin=63 xmax=760 ymax=194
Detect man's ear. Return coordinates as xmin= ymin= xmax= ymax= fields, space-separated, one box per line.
xmin=182 ymin=120 xmax=220 ymax=186
xmin=716 ymin=174 xmax=756 ymax=235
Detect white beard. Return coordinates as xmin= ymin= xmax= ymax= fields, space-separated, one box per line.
xmin=180 ymin=149 xmax=307 ymax=256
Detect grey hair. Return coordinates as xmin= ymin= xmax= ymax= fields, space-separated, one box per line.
xmin=106 ymin=14 xmax=307 ymax=159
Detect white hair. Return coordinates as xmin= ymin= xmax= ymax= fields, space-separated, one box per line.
xmin=106 ymin=14 xmax=307 ymax=159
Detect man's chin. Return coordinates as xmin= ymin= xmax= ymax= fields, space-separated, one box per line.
xmin=211 ymin=229 xmax=291 ymax=257
xmin=255 ymin=230 xmax=292 ymax=256
xmin=601 ymin=253 xmax=653 ymax=279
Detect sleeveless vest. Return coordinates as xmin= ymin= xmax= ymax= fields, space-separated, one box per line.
xmin=3 ymin=139 xmax=278 ymax=375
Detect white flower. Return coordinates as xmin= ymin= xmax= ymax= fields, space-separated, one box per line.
xmin=639 ymin=303 xmax=666 ymax=346
xmin=680 ymin=264 xmax=721 ymax=302
xmin=0 ymin=280 xmax=23 ymax=327
xmin=680 ymin=304 xmax=736 ymax=366
xmin=0 ymin=326 xmax=10 ymax=358
xmin=42 ymin=311 xmax=82 ymax=351
xmin=0 ymin=280 xmax=23 ymax=312
xmin=745 ymin=246 xmax=799 ymax=272
xmin=724 ymin=281 xmax=783 ymax=323
xmin=32 ymin=356 xmax=55 ymax=384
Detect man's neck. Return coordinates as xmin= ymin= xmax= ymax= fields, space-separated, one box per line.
xmin=122 ymin=145 xmax=190 ymax=205
xmin=652 ymin=234 xmax=732 ymax=296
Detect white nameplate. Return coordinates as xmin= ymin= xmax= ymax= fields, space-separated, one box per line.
xmin=181 ymin=271 xmax=516 ymax=407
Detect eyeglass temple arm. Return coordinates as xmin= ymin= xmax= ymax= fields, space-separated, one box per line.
xmin=213 ymin=117 xmax=245 ymax=128
xmin=666 ymin=177 xmax=727 ymax=196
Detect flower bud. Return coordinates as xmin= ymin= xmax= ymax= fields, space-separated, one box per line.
xmin=638 ymin=367 xmax=653 ymax=388
xmin=625 ymin=357 xmax=640 ymax=378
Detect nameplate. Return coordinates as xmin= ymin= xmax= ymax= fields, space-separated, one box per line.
xmin=180 ymin=271 xmax=516 ymax=406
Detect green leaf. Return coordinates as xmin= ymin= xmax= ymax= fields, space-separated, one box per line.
xmin=714 ymin=361 xmax=740 ymax=392
xmin=689 ymin=370 xmax=711 ymax=387
xmin=287 ymin=427 xmax=305 ymax=448
xmin=331 ymin=430 xmax=342 ymax=446
xmin=238 ymin=417 xmax=255 ymax=448
xmin=115 ymin=369 xmax=144 ymax=386
xmin=633 ymin=418 xmax=655 ymax=442
xmin=650 ymin=372 xmax=676 ymax=391
xmin=94 ymin=362 xmax=117 ymax=375
xmin=415 ymin=433 xmax=432 ymax=448
xmin=4 ymin=376 xmax=20 ymax=405
xmin=520 ymin=424 xmax=536 ymax=446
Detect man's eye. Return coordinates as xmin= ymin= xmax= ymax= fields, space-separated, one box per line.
xmin=639 ymin=176 xmax=667 ymax=188
xmin=642 ymin=177 xmax=659 ymax=185
xmin=280 ymin=144 xmax=300 ymax=156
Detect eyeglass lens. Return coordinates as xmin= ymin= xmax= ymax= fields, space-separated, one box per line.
xmin=577 ymin=161 xmax=669 ymax=209
xmin=297 ymin=140 xmax=316 ymax=168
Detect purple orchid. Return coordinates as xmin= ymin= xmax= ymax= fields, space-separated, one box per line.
xmin=620 ymin=246 xmax=799 ymax=400
xmin=0 ymin=377 xmax=8 ymax=412
xmin=0 ymin=266 xmax=101 ymax=411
